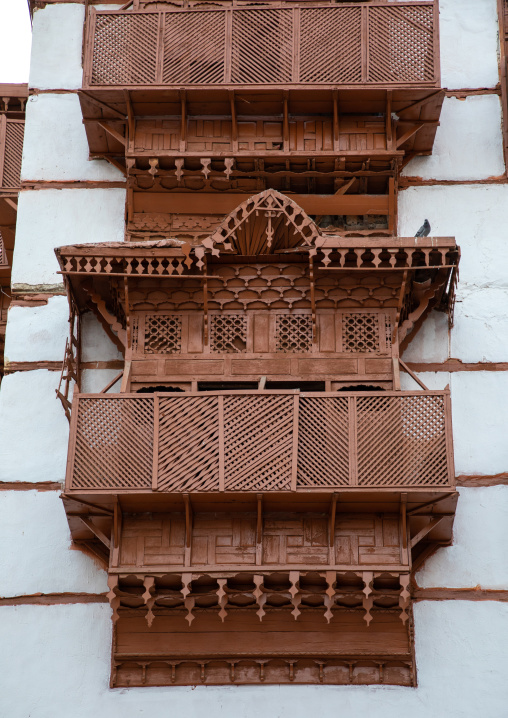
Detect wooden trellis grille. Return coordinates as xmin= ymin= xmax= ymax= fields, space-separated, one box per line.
xmin=85 ymin=3 xmax=438 ymax=87
xmin=66 ymin=390 xmax=454 ymax=491
xmin=0 ymin=117 xmax=24 ymax=188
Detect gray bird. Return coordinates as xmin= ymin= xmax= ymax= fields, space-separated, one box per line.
xmin=415 ymin=219 xmax=431 ymax=237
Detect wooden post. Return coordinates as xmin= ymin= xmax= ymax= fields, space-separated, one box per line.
xmin=291 ymin=394 xmax=299 ymax=491
xmin=152 ymin=395 xmax=159 ymax=491
xmin=348 ymin=396 xmax=358 ymax=486
xmin=256 ymin=493 xmax=263 ymax=565
xmin=218 ymin=395 xmax=225 ymax=491
xmin=183 ymin=493 xmax=193 ymax=567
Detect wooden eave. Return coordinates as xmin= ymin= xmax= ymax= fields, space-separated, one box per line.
xmin=79 ymin=88 xmax=444 ymax=161
xmin=62 ymin=488 xmax=458 ymax=568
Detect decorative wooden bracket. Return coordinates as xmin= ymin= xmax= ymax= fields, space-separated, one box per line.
xmin=83 ymin=287 xmax=126 ymax=353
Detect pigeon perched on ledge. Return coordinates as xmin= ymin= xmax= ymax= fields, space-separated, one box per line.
xmin=415 ymin=219 xmax=431 ymax=237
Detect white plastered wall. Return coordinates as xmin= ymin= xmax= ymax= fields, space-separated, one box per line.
xmin=0 ymin=492 xmax=107 ymax=596
xmin=11 ymin=188 xmax=126 ymax=291
xmin=29 ymin=4 xmax=85 ymax=90
xmin=0 ymin=370 xmax=70 ymax=483
xmin=402 ymin=95 xmax=504 ymax=180
xmin=21 ymin=94 xmax=124 ymax=181
xmin=1 ymin=602 xmax=508 ymax=718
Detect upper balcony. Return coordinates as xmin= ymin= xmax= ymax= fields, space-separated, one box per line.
xmin=84 ymin=2 xmax=439 ymax=92
xmin=65 ymin=389 xmax=454 ymax=497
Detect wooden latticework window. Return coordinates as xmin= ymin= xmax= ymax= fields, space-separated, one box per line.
xmin=275 ymin=314 xmax=313 ymax=353
xmin=343 ymin=313 xmax=383 ymax=353
xmin=144 ymin=315 xmax=182 ymax=354
xmin=210 ymin=314 xmax=247 ymax=353
xmin=72 ymin=398 xmax=154 ymax=489
xmin=368 ymin=5 xmax=435 ymax=83
xmin=0 ymin=118 xmax=24 ymax=188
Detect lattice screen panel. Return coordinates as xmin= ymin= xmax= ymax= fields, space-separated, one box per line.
xmin=163 ymin=11 xmax=226 ymax=84
xmin=71 ymin=398 xmax=153 ymax=489
xmin=297 ymin=397 xmax=349 ymax=488
xmin=276 ymin=314 xmax=313 ymax=353
xmin=223 ymin=395 xmax=294 ymax=490
xmin=231 ymin=9 xmax=293 ymax=83
xmin=144 ymin=315 xmax=182 ymax=354
xmin=368 ymin=5 xmax=435 ymax=83
xmin=356 ymin=395 xmax=449 ymax=487
xmin=158 ymin=396 xmax=220 ymax=491
xmin=299 ymin=7 xmax=362 ymax=83
xmin=342 ymin=313 xmax=380 ymax=353
xmin=210 ymin=314 xmax=247 ymax=353
xmin=92 ymin=14 xmax=158 ymax=84
xmin=2 ymin=121 xmax=24 ymax=188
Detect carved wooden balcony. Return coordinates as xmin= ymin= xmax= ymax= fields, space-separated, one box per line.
xmin=84 ymin=3 xmax=439 ymax=91
xmin=80 ymin=2 xmax=444 ymax=175
xmin=64 ymin=389 xmax=454 ymax=495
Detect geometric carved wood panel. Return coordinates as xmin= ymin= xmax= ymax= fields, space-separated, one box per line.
xmin=117 ymin=512 xmax=405 ymax=571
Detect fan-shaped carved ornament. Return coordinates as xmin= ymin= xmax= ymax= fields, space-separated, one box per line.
xmin=195 ymin=189 xmax=320 ymax=265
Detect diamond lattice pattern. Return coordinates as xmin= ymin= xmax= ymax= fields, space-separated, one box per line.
xmin=300 ymin=7 xmax=362 ymax=83
xmin=72 ymin=398 xmax=154 ymax=489
xmin=356 ymin=395 xmax=449 ymax=486
xmin=297 ymin=397 xmax=350 ymax=488
xmin=368 ymin=5 xmax=435 ymax=83
xmin=231 ymin=9 xmax=293 ymax=83
xmin=158 ymin=396 xmax=220 ymax=491
xmin=92 ymin=14 xmax=158 ymax=84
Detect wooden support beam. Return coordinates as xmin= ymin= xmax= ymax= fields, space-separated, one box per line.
xmin=386 ymin=90 xmax=393 ymax=148
xmin=399 ymin=358 xmax=429 ymax=391
xmin=283 ymin=91 xmax=290 ymax=152
xmin=229 ymin=91 xmax=238 ymax=153
xmin=102 ymin=155 xmax=127 ymax=177
xmin=396 ymin=90 xmax=443 ymax=117
xmin=120 ymin=360 xmax=132 ymax=393
xmin=180 ymin=90 xmax=187 ymax=153
xmin=410 ymin=516 xmax=446 ymax=550
xmin=99 ymin=371 xmax=123 ymax=394
xmin=332 ymin=90 xmax=339 ymax=152
xmin=256 ymin=493 xmax=263 ymax=565
xmin=81 ymin=91 xmax=126 ymax=120
xmin=97 ymin=122 xmax=127 ymax=147
xmin=396 ymin=123 xmax=425 ymax=149
xmin=78 ymin=516 xmax=111 ymax=550
xmin=183 ymin=493 xmax=193 ymax=567
xmin=329 ymin=493 xmax=338 ymax=547
xmin=400 ymin=493 xmax=407 ymax=550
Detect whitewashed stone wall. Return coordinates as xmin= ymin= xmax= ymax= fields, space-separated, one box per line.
xmin=0 ymin=1 xmax=507 ymax=715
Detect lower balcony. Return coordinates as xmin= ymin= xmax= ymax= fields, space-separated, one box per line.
xmin=65 ymin=389 xmax=454 ymax=494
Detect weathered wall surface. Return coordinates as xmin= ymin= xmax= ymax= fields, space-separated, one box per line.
xmin=0 ymin=0 xmax=507 ymax=715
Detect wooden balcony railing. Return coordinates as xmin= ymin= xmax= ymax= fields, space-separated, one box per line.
xmin=84 ymin=2 xmax=439 ymax=89
xmin=0 ymin=117 xmax=24 ymax=189
xmin=66 ymin=390 xmax=454 ymax=493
